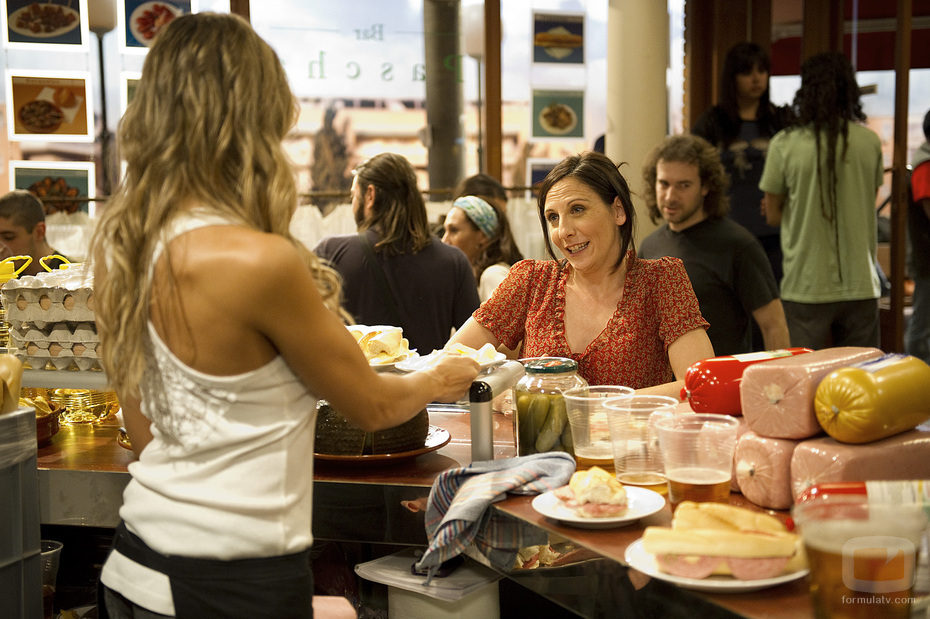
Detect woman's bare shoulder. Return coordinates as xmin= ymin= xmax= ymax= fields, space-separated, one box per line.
xmin=170 ymin=226 xmax=305 ymax=290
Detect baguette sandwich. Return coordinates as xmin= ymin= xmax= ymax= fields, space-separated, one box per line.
xmin=552 ymin=466 xmax=628 ymax=518
xmin=641 ymin=501 xmax=806 ymax=580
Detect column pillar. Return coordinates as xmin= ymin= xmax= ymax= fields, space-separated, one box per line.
xmin=606 ymin=0 xmax=669 ymax=244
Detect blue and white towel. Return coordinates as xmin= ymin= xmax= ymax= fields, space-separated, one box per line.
xmin=414 ymin=452 xmax=576 ymax=583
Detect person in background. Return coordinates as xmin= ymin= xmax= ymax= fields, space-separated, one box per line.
xmin=442 ymin=195 xmax=524 ymax=302
xmin=315 ymin=153 xmax=479 ymax=353
xmin=760 ymin=52 xmax=883 ymax=349
xmin=907 ymin=108 xmax=930 ymax=363
xmin=692 ymin=42 xmax=793 ymax=284
xmin=90 ymin=14 xmax=478 ymax=618
xmin=640 ymin=134 xmax=789 ymax=355
xmin=0 ymin=190 xmax=69 ymax=275
xmin=448 ymin=151 xmax=713 ymax=396
xmin=454 ymin=172 xmax=508 ymax=213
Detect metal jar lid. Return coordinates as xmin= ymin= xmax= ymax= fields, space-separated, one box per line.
xmin=522 ymin=357 xmax=578 ymax=374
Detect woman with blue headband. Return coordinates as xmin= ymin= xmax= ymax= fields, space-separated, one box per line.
xmin=442 ymin=193 xmax=524 ymax=301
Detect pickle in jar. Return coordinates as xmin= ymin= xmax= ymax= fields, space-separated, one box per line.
xmin=535 ymin=396 xmax=567 ymax=452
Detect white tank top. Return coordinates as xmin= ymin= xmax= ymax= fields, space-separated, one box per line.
xmin=101 ymin=210 xmax=317 ymax=613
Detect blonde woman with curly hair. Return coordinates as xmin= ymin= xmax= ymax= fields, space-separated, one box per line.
xmin=90 ymin=13 xmax=477 ymax=618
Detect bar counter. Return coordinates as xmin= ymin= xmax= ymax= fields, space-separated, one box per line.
xmin=35 ymin=408 xmax=814 ymax=618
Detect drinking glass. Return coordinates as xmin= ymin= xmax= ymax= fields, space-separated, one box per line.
xmin=793 ymin=497 xmax=928 ymax=619
xmin=604 ymin=395 xmax=678 ymax=494
xmin=562 ymin=385 xmax=633 ymax=469
xmin=655 ymin=413 xmax=739 ymax=508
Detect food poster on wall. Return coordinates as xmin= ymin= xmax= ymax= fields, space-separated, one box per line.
xmin=532 ymin=12 xmax=584 ymax=65
xmin=6 ymin=72 xmax=93 ymax=141
xmin=120 ymin=72 xmax=140 ymax=116
xmin=2 ymin=0 xmax=89 ymax=49
xmin=526 ymin=158 xmax=559 ymax=199
xmin=10 ymin=160 xmax=95 ymax=215
xmin=119 ymin=0 xmax=192 ymax=52
xmin=532 ymin=89 xmax=583 ymax=139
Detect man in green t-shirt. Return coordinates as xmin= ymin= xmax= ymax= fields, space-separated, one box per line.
xmin=760 ymin=52 xmax=883 ymax=349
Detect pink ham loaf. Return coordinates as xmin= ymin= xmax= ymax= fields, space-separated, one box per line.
xmin=731 ymin=417 xmax=751 ymax=492
xmin=740 ymin=347 xmax=883 ymax=439
xmin=790 ymin=428 xmax=930 ymax=500
xmin=734 ymin=431 xmax=800 ymax=509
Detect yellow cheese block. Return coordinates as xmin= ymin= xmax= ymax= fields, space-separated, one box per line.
xmin=814 ymin=354 xmax=930 ymax=444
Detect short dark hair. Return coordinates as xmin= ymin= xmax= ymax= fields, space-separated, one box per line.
xmin=924 ymin=108 xmax=930 ymax=142
xmin=536 ymin=151 xmax=636 ymax=271
xmin=642 ymin=134 xmax=730 ymax=224
xmin=354 ymin=153 xmax=431 ymax=255
xmin=0 ymin=190 xmax=46 ymax=231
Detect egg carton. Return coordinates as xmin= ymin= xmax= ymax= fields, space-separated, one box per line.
xmin=1 ymin=264 xmax=95 ymax=324
xmin=9 ymin=321 xmax=98 ymax=345
xmin=17 ymin=338 xmax=98 ymax=357
xmin=17 ymin=352 xmax=102 ymax=372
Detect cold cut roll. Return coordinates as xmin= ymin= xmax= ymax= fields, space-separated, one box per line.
xmin=552 ymin=466 xmax=628 ymax=518
xmin=641 ymin=501 xmax=806 ymax=580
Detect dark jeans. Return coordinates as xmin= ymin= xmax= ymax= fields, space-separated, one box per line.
xmin=782 ymin=298 xmax=880 ymax=349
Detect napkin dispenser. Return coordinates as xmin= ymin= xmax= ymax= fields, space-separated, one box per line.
xmin=469 ymin=360 xmax=524 ymax=462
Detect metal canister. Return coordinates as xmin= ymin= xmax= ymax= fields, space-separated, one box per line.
xmin=513 ymin=357 xmax=587 ymax=456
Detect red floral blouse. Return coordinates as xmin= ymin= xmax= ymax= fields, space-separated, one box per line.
xmin=473 ymin=253 xmax=708 ymax=389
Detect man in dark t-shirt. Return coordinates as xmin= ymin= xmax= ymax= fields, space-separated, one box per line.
xmin=640 ymin=135 xmax=789 ymax=356
xmin=315 ymin=153 xmax=479 ymax=354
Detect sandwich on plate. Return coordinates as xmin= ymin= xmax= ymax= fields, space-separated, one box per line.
xmin=641 ymin=501 xmax=806 ymax=580
xmin=347 ymin=325 xmax=413 ymax=365
xmin=553 ymin=466 xmax=628 ymax=518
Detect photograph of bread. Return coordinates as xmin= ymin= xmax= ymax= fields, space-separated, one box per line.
xmin=533 ymin=12 xmax=585 ymax=64
xmin=7 ymin=73 xmax=92 ymax=141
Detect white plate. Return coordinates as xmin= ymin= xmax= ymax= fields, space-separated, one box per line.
xmin=9 ymin=4 xmax=80 ymax=39
xmin=129 ymin=1 xmax=182 ymax=47
xmin=624 ymin=538 xmax=809 ymax=593
xmin=531 ymin=486 xmax=665 ymax=529
xmin=395 ymin=349 xmax=506 ymax=373
xmin=369 ymin=352 xmax=419 ymax=372
xmin=538 ymin=102 xmax=578 ymax=135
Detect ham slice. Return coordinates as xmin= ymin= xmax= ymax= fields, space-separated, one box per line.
xmin=655 ymin=554 xmax=791 ymax=581
xmin=790 ymin=428 xmax=930 ymax=499
xmin=734 ymin=431 xmax=800 ymax=509
xmin=552 ymin=484 xmax=628 ymax=518
xmin=740 ymin=347 xmax=883 ymax=439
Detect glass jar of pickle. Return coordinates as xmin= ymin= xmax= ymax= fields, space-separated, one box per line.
xmin=513 ymin=357 xmax=587 ymax=456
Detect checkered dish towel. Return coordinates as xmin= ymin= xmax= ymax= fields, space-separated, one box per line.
xmin=414 ymin=452 xmax=576 ymax=584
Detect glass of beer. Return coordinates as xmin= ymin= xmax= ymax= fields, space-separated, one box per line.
xmin=562 ymin=385 xmax=634 ymax=470
xmin=604 ymin=395 xmax=678 ymax=494
xmin=793 ymin=497 xmax=927 ymax=619
xmin=655 ymin=413 xmax=738 ymax=508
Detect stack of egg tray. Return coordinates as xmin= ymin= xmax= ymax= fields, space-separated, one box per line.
xmin=0 ymin=265 xmax=100 ymax=372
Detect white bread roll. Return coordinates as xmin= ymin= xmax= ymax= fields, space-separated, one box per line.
xmin=642 ymin=526 xmax=797 ymax=558
xmin=569 ymin=466 xmax=627 ymax=506
xmin=671 ymin=501 xmax=786 ymax=534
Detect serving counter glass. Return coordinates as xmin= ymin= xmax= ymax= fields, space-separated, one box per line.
xmin=34 ymin=403 xmax=816 ymax=618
